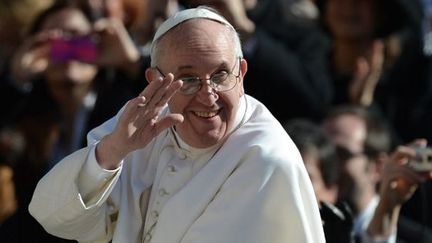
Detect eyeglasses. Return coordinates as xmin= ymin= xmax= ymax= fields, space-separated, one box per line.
xmin=335 ymin=146 xmax=365 ymax=162
xmin=155 ymin=57 xmax=241 ymax=95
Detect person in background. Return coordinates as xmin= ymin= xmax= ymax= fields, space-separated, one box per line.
xmin=316 ymin=0 xmax=431 ymax=145
xmin=0 ymin=1 xmax=101 ymax=242
xmin=367 ymin=139 xmax=432 ymax=243
xmin=284 ymin=118 xmax=355 ymax=243
xmin=6 ymin=0 xmax=148 ymax=128
xmin=322 ymin=105 xmax=392 ymax=242
xmin=28 ymin=7 xmax=325 ymax=243
xmin=0 ymin=0 xmax=54 ymax=129
xmin=322 ymin=105 xmax=431 ymax=242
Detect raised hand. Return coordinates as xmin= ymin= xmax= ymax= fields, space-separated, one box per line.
xmin=186 ymin=0 xmax=256 ymax=39
xmin=349 ymin=40 xmax=384 ymax=106
xmin=367 ymin=139 xmax=429 ymax=238
xmin=92 ymin=18 xmax=140 ymax=68
xmin=11 ymin=30 xmax=61 ymax=84
xmin=95 ymin=71 xmax=183 ymax=169
xmin=379 ymin=146 xmax=424 ymax=208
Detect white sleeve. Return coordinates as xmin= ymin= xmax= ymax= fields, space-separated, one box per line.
xmin=77 ymin=145 xmax=122 ymax=205
xmin=28 ymin=110 xmax=124 ymax=242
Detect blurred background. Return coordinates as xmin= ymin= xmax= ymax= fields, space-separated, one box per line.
xmin=0 ymin=0 xmax=432 ymax=242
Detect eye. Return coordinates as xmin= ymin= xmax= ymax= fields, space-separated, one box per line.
xmin=179 ymin=77 xmax=201 ymax=84
xmin=210 ymin=72 xmax=229 ymax=84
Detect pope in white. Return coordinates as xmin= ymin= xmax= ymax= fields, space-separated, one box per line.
xmin=29 ymin=6 xmax=325 ymax=243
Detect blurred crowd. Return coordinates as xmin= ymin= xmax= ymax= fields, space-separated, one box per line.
xmin=0 ymin=0 xmax=432 ymax=242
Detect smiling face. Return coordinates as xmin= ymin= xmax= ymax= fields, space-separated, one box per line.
xmin=151 ymin=19 xmax=247 ymax=148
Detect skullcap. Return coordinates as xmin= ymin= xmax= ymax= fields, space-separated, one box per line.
xmin=151 ymin=6 xmax=235 ymax=44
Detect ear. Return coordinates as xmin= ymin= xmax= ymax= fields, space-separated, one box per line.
xmin=145 ymin=68 xmax=158 ymax=84
xmin=238 ymin=58 xmax=248 ymax=96
xmin=240 ymin=58 xmax=248 ymax=80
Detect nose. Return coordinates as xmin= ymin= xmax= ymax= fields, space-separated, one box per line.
xmin=196 ymin=83 xmax=218 ymax=106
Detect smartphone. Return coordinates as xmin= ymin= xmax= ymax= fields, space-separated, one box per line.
xmin=50 ymin=35 xmax=97 ymax=63
xmin=407 ymin=147 xmax=432 ymax=173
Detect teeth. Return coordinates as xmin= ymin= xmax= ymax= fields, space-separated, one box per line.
xmin=194 ymin=111 xmax=218 ymax=118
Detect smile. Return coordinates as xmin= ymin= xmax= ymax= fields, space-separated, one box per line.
xmin=193 ymin=110 xmax=220 ymax=118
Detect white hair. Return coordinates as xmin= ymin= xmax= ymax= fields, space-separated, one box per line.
xmin=150 ymin=6 xmax=243 ymax=67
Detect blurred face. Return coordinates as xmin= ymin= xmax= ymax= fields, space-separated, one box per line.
xmin=303 ymin=151 xmax=338 ymax=204
xmin=81 ymin=0 xmax=125 ymax=20
xmin=41 ymin=8 xmax=97 ymax=106
xmin=324 ymin=0 xmax=375 ymax=41
xmin=153 ymin=20 xmax=246 ymax=148
xmin=322 ymin=114 xmax=374 ymax=206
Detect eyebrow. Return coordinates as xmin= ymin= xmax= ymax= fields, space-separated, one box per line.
xmin=175 ymin=62 xmax=230 ymax=73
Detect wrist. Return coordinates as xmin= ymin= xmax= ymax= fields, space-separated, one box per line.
xmin=95 ymin=134 xmax=127 ymax=170
xmin=367 ymin=201 xmax=401 ymax=237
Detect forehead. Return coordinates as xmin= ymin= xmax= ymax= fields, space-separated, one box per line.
xmin=324 ymin=114 xmax=366 ymax=153
xmin=41 ymin=8 xmax=91 ymax=33
xmin=157 ymin=19 xmax=236 ymax=62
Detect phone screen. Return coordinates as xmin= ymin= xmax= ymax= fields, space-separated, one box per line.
xmin=50 ymin=35 xmax=97 ymax=63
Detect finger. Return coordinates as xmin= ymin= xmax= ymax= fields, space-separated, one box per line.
xmin=140 ymin=74 xmax=172 ymax=107
xmin=32 ymin=44 xmax=51 ymax=60
xmin=152 ymin=114 xmax=184 ymax=135
xmin=391 ymin=145 xmax=417 ymax=165
xmin=370 ymin=40 xmax=384 ymax=69
xmin=21 ymin=45 xmax=50 ymax=72
xmin=36 ymin=29 xmax=64 ymax=41
xmin=154 ymin=79 xmax=183 ymax=108
xmin=407 ymin=138 xmax=428 ymax=148
xmin=94 ymin=19 xmax=118 ymax=37
xmin=354 ymin=57 xmax=370 ymax=80
xmin=134 ymin=77 xmax=178 ymax=128
xmin=389 ymin=178 xmax=419 ymax=198
xmin=94 ymin=19 xmax=110 ymax=32
xmin=400 ymin=167 xmax=424 ymax=184
xmin=145 ymin=75 xmax=174 ymax=108
xmin=119 ymin=96 xmax=147 ymax=124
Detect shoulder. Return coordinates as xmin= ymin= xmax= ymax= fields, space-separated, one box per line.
xmin=225 ymin=95 xmax=304 ymax=173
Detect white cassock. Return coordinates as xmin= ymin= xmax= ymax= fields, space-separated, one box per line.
xmin=29 ymin=95 xmax=326 ymax=243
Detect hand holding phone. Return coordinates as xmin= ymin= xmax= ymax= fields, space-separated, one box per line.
xmin=407 ymin=147 xmax=432 ymax=174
